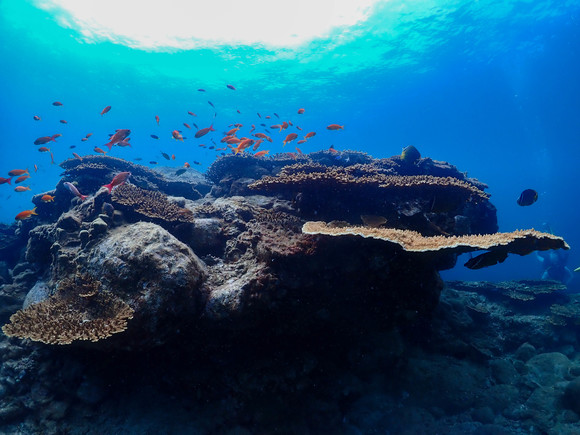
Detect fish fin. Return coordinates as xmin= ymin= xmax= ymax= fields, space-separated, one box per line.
xmin=7 ymin=178 xmax=12 ymax=185
xmin=80 ymin=195 xmax=88 ymax=201
xmin=31 ymin=207 xmax=38 ymax=215
xmin=102 ymin=183 xmax=113 ymax=194
xmin=104 ymin=142 xmax=113 ymax=151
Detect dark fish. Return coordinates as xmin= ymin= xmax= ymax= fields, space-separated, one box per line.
xmin=517 ymin=189 xmax=538 ymax=206
xmin=274 ymin=113 xmax=279 ymax=118
xmin=209 ymin=146 xmax=215 ymax=149
xmin=52 ymin=101 xmax=63 ymax=106
xmin=134 ymin=157 xmax=143 ymax=161
xmin=227 ymin=84 xmax=236 ymax=90
xmin=198 ymin=89 xmax=206 ymax=92
xmin=161 ymin=152 xmax=170 ymax=160
xmin=70 ymin=145 xmax=76 ymax=149
xmin=175 ymin=168 xmax=187 ymax=176
xmin=401 ymin=145 xmax=421 ymax=164
xmin=465 ymin=251 xmax=508 ymax=269
xmin=150 ymin=134 xmax=159 ymax=139
xmin=208 ymin=101 xmax=215 ymax=108
xmin=149 ymin=161 xmax=158 ymax=165
xmin=260 ymin=123 xmax=266 ymax=127
xmin=257 ymin=113 xmax=262 ymax=118
xmin=192 ymin=123 xmax=198 ymax=129
xmin=193 ymin=161 xmax=201 ymax=165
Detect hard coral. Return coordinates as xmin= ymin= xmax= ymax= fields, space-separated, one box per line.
xmin=302 ymin=221 xmax=569 ymax=269
xmin=2 ymin=274 xmax=134 ymax=345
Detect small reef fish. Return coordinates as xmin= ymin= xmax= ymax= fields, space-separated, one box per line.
xmin=134 ymin=158 xmax=143 ymax=161
xmin=226 ymin=127 xmax=239 ymax=136
xmin=8 ymin=169 xmax=28 ymax=177
xmin=171 ymin=154 xmax=176 ymax=160
xmin=184 ymin=162 xmax=191 ymax=168
xmin=150 ymin=135 xmax=159 ymax=139
xmin=252 ymin=139 xmax=264 ymax=151
xmin=297 ymin=108 xmax=305 ymax=114
xmin=86 ymin=133 xmax=93 ymax=138
xmin=155 ymin=115 xmax=160 ymax=125
xmin=161 ymin=152 xmax=170 ymax=160
xmin=14 ymin=186 xmax=31 ymax=192
xmin=184 ymin=123 xmax=191 ymax=129
xmin=117 ymin=138 xmax=131 ymax=147
xmin=104 ymin=129 xmax=131 ymax=150
xmin=274 ymin=113 xmax=279 ymax=118
xmin=327 ymin=124 xmax=344 ymax=130
xmin=361 ymin=215 xmax=387 ymax=228
xmin=193 ymin=161 xmax=200 ymax=165
xmin=227 ymin=84 xmax=236 ymax=90
xmin=73 ymin=152 xmax=82 ymax=161
xmin=175 ymin=168 xmax=187 ymax=176
xmin=50 ymin=151 xmax=55 ymax=165
xmin=34 ymin=135 xmax=57 ymax=145
xmin=101 ymin=105 xmax=112 ymax=115
xmin=280 ymin=121 xmax=289 ymax=131
xmin=52 ymin=101 xmax=63 ymax=106
xmin=198 ymin=88 xmax=205 ymax=92
xmin=94 ymin=147 xmax=107 ymax=155
xmin=295 ymin=147 xmax=303 ymax=154
xmin=70 ymin=145 xmax=77 ymax=148
xmin=283 ymin=133 xmax=298 ymax=146
xmin=15 ymin=175 xmax=30 ymax=184
xmin=401 ymin=145 xmax=421 ymax=163
xmin=41 ymin=194 xmax=55 ymax=202
xmin=237 ymin=109 xmax=241 ymax=114
xmin=33 ymin=115 xmax=41 ymax=121
xmin=517 ymin=189 xmax=538 ymax=207
xmin=102 ymin=172 xmax=131 ymax=194
xmin=257 ymin=113 xmax=262 ymax=118
xmin=188 ymin=111 xmax=197 ymax=117
xmin=296 ymin=139 xmax=307 ymax=145
xmin=64 ymin=181 xmax=88 ymax=201
xmin=34 ymin=164 xmax=38 ymax=172
xmin=150 ymin=161 xmax=158 ymax=165
xmin=192 ymin=123 xmax=198 ymax=129
xmin=328 ymin=146 xmax=338 ymax=154
xmin=59 ymin=120 xmax=67 ymax=124
xmin=53 ymin=134 xmax=62 ymax=139
xmin=195 ymin=125 xmax=215 ymax=138
xmin=38 ymin=147 xmax=50 ymax=152
xmin=81 ymin=138 xmax=88 ymax=142
xmin=172 ymin=130 xmax=184 ymax=141
xmin=15 ymin=208 xmax=37 ymax=220
xmin=254 ymin=150 xmax=269 ymax=157
xmin=208 ymin=101 xmax=215 ymax=108
xmin=0 ymin=177 xmax=12 ymax=185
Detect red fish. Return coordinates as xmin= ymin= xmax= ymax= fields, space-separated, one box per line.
xmin=195 ymin=125 xmax=215 ymax=138
xmin=155 ymin=115 xmax=160 ymax=125
xmin=104 ymin=129 xmax=131 ymax=150
xmin=60 ymin=120 xmax=67 ymax=124
xmin=52 ymin=101 xmax=63 ymax=106
xmin=0 ymin=177 xmax=12 ymax=185
xmin=253 ymin=132 xmax=268 ymax=139
xmin=252 ymin=139 xmax=264 ymax=151
xmin=171 ymin=154 xmax=176 ymax=160
xmin=297 ymin=108 xmax=305 ymax=114
xmin=327 ymin=124 xmax=344 ymax=130
xmin=329 ymin=146 xmax=339 ymax=153
xmin=64 ymin=182 xmax=88 ymax=201
xmin=254 ymin=150 xmax=269 ymax=157
xmin=101 ymin=105 xmax=112 ymax=115
xmin=81 ymin=138 xmax=88 ymax=142
xmin=33 ymin=115 xmax=41 ymax=121
xmin=296 ymin=139 xmax=307 ymax=145
xmin=184 ymin=162 xmax=191 ymax=168
xmin=8 ymin=169 xmax=28 ymax=177
xmin=238 ymin=138 xmax=254 ymax=149
xmin=86 ymin=133 xmax=93 ymax=138
xmin=53 ymin=134 xmax=62 ymax=139
xmin=38 ymin=147 xmax=50 ymax=152
xmin=172 ymin=130 xmax=184 ymax=141
xmin=94 ymin=147 xmax=107 ymax=155
xmin=295 ymin=147 xmax=303 ymax=154
xmin=227 ymin=84 xmax=236 ymax=90
xmin=283 ymin=133 xmax=298 ymax=146
xmin=50 ymin=151 xmax=55 ymax=165
xmin=280 ymin=121 xmax=289 ymax=131
xmin=15 ymin=208 xmax=37 ymax=220
xmin=184 ymin=123 xmax=191 ymax=129
xmin=117 ymin=138 xmax=131 ymax=147
xmin=15 ymin=175 xmax=30 ymax=184
xmin=14 ymin=186 xmax=31 ymax=192
xmin=187 ymin=111 xmax=197 ymax=117
xmin=102 ymin=172 xmax=131 ymax=194
xmin=34 ymin=135 xmax=57 ymax=145
xmin=73 ymin=152 xmax=82 ymax=161
xmin=304 ymin=132 xmax=316 ymax=139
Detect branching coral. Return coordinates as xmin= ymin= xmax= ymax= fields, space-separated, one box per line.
xmin=2 ymin=274 xmax=134 ymax=345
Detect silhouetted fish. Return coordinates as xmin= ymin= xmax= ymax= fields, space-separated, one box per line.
xmin=150 ymin=134 xmax=159 ymax=139
xmin=517 ymin=189 xmax=538 ymax=206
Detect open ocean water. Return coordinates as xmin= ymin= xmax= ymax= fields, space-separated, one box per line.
xmin=1 ymin=1 xmax=580 ymax=433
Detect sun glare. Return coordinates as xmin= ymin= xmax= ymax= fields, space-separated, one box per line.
xmin=33 ymin=0 xmax=382 ymax=50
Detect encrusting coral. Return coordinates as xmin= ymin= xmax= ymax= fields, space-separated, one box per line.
xmin=2 ymin=274 xmax=134 ymax=345
xmin=302 ymin=221 xmax=569 ymax=269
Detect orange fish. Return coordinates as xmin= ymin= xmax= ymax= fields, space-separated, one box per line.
xmin=226 ymin=127 xmax=239 ymax=136
xmin=327 ymin=124 xmax=344 ymax=130
xmin=41 ymin=194 xmax=55 ymax=202
xmin=287 ymin=152 xmax=297 ymax=159
xmin=38 ymin=147 xmax=50 ymax=152
xmin=103 ymin=172 xmax=131 ymax=194
xmin=94 ymin=147 xmax=107 ymax=155
xmin=172 ymin=130 xmax=184 ymax=141
xmin=184 ymin=123 xmax=191 ymax=129
xmin=15 ymin=175 xmax=30 ymax=184
xmin=33 ymin=115 xmax=41 ymax=121
xmin=329 ymin=146 xmax=339 ymax=154
xmin=34 ymin=135 xmax=57 ymax=145
xmin=34 ymin=165 xmax=38 ymax=173
xmin=304 ymin=132 xmax=316 ymax=139
xmin=226 ymin=137 xmax=241 ymax=144
xmin=60 ymin=120 xmax=67 ymax=124
xmin=8 ymin=169 xmax=28 ymax=177
xmin=155 ymin=115 xmax=160 ymax=125
xmin=0 ymin=177 xmax=12 ymax=185
xmin=15 ymin=208 xmax=37 ymax=220
xmin=171 ymin=154 xmax=176 ymax=160
xmin=297 ymin=108 xmax=305 ymax=114
xmin=184 ymin=162 xmax=191 ymax=168
xmin=254 ymin=150 xmax=269 ymax=157
xmin=50 ymin=152 xmax=55 ymax=165
xmin=265 ymin=115 xmax=271 ymax=119
xmin=14 ymin=186 xmax=31 ymax=192
xmin=195 ymin=125 xmax=215 ymax=138
xmin=187 ymin=111 xmax=197 ymax=117
xmin=104 ymin=129 xmax=130 ymax=150
xmin=73 ymin=152 xmax=82 ymax=161
xmin=283 ymin=133 xmax=298 ymax=146
xmin=117 ymin=138 xmax=131 ymax=147
xmin=238 ymin=138 xmax=254 ymax=149
xmin=296 ymin=147 xmax=303 ymax=154
xmin=52 ymin=101 xmax=63 ymax=106
xmin=280 ymin=122 xmax=289 ymax=131
xmin=252 ymin=139 xmax=264 ymax=151
xmin=101 ymin=105 xmax=112 ymax=115
xmin=296 ymin=140 xmax=307 ymax=145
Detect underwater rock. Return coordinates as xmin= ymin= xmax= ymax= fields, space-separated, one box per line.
xmin=86 ymin=222 xmax=206 ymax=348
xmin=56 ymin=212 xmax=81 ymax=232
xmin=23 ymin=281 xmax=52 ymax=309
xmin=563 ymin=377 xmax=580 ymax=414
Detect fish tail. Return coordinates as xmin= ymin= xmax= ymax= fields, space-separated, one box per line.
xmin=102 ymin=183 xmax=113 ymax=194
xmin=31 ymin=207 xmax=37 ymax=215
xmin=104 ymin=142 xmax=113 ymax=151
xmin=80 ymin=194 xmax=88 ymax=201
xmin=7 ymin=178 xmax=12 ymax=185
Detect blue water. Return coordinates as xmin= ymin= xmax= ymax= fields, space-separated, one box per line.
xmin=1 ymin=0 xmax=579 ymax=285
